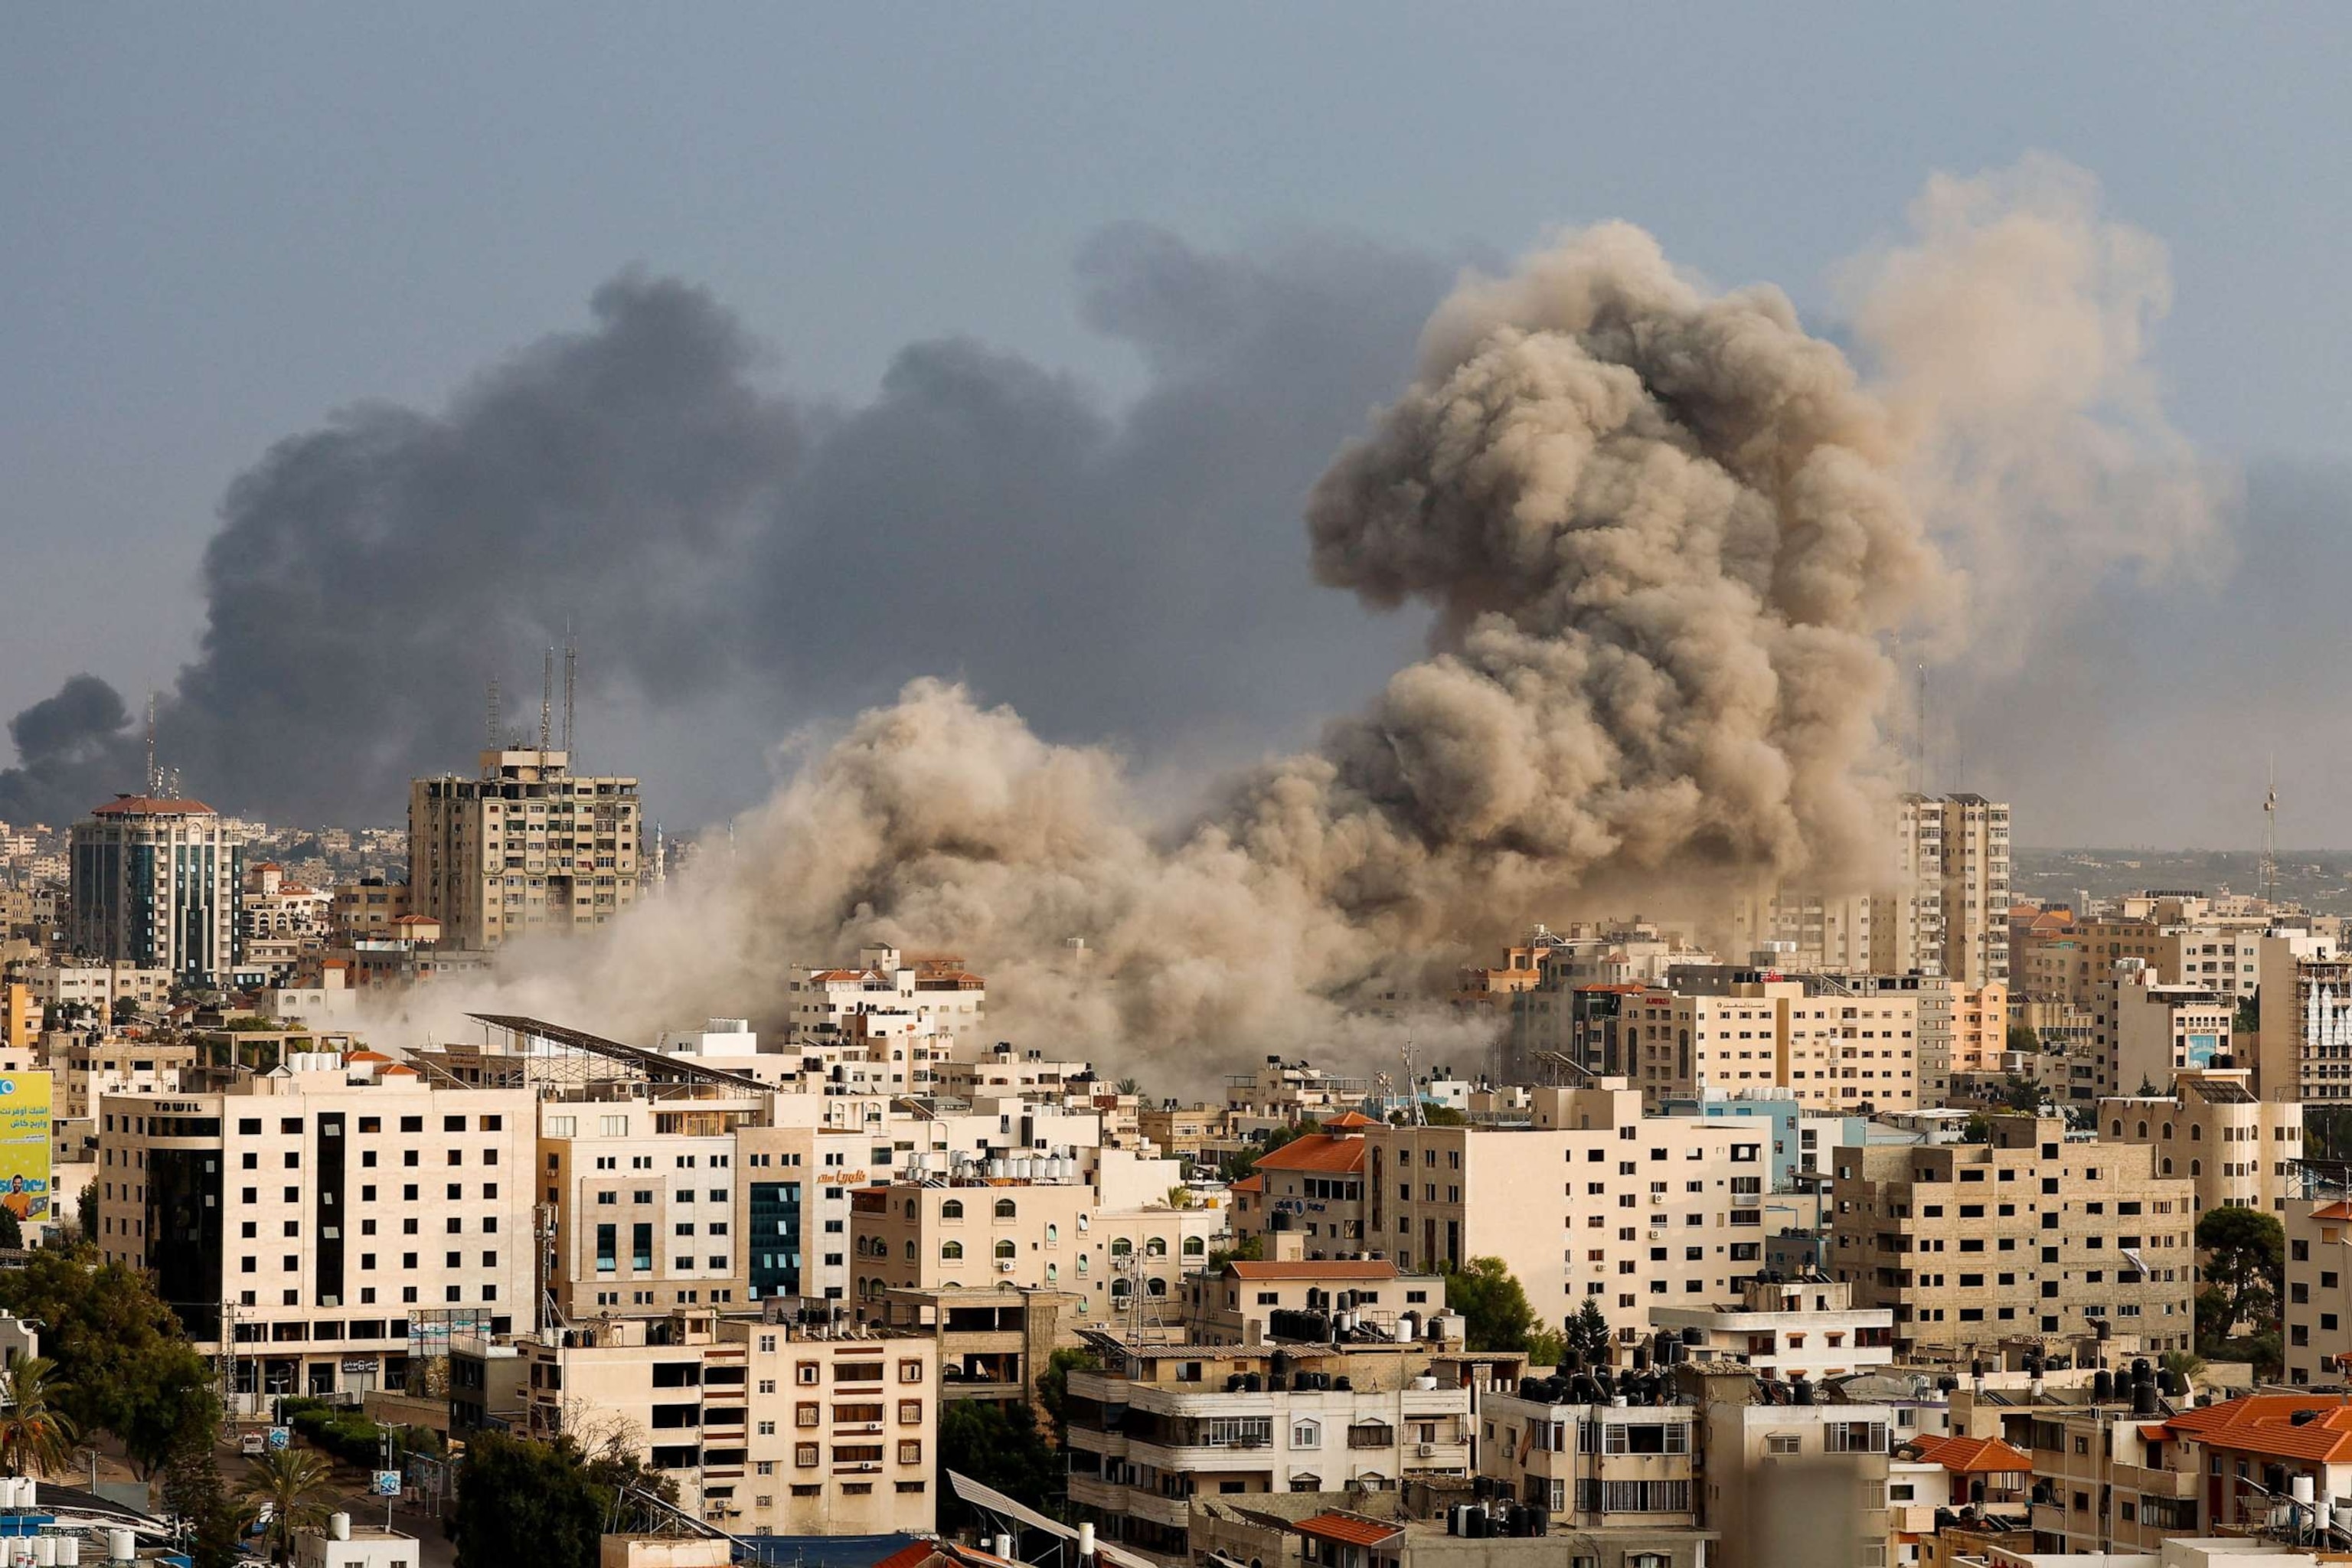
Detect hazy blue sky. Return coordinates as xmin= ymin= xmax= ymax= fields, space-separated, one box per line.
xmin=7 ymin=7 xmax=2351 ymax=843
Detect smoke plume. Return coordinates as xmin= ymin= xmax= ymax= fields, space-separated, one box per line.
xmin=3 ymin=157 xmax=2226 ymax=1073
xmin=393 ymin=158 xmax=2222 ymax=1074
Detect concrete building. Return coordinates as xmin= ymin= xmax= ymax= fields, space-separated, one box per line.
xmin=1696 ymin=1390 xmax=1897 ymax=1568
xmin=1063 ymin=1327 xmax=1475 ymax=1560
xmin=782 ymin=948 xmax=988 ymax=1060
xmin=67 ymin=795 xmax=243 ymax=985
xmin=51 ymin=1032 xmax=195 ymax=1120
xmin=2097 ymin=1072 xmax=2301 ymax=1220
xmin=1622 ymin=978 xmax=1919 ymax=1112
xmin=2282 ymin=1197 xmax=2352 ymax=1387
xmin=872 ymin=1285 xmax=1084 ymax=1413
xmin=847 ymin=1174 xmax=1215 ymax=1326
xmin=1476 ymin=1381 xmax=1700 ymax=1538
xmin=330 ymin=877 xmax=410 ymax=938
xmin=12 ymin=961 xmax=173 ymax=1019
xmin=96 ymin=1059 xmax=535 ymax=1396
xmin=240 ymin=862 xmax=332 ymax=978
xmin=407 ymin=749 xmax=642 ymax=949
xmin=1646 ymin=1276 xmax=1896 ymax=1382
xmin=2257 ymin=936 xmax=2352 ymax=1102
xmin=1369 ymin=1084 xmax=1771 ymax=1331
xmin=518 ymin=1310 xmax=936 ymax=1537
xmin=2111 ymin=965 xmax=2233 ymax=1094
xmin=1829 ymin=1115 xmax=2197 ymax=1359
xmin=1893 ymin=793 xmax=2012 ymax=986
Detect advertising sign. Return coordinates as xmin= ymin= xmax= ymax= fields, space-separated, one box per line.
xmin=372 ymin=1472 xmax=402 ymax=1498
xmin=0 ymin=1076 xmax=53 ymax=1226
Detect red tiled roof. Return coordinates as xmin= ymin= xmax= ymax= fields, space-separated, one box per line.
xmin=2311 ymin=1200 xmax=2352 ymax=1221
xmin=2158 ymin=1395 xmax=2352 ymax=1463
xmin=90 ymin=795 xmax=216 ymax=817
xmin=870 ymin=1544 xmax=939 ymax=1568
xmin=1323 ymin=1110 xmax=1377 ymax=1129
xmin=1229 ymin=1174 xmax=1263 ymax=1194
xmin=1912 ymin=1433 xmax=2032 ymax=1473
xmin=1227 ymin=1260 xmax=1398 ymax=1282
xmin=1294 ymin=1514 xmax=1402 ymax=1550
xmin=1252 ymin=1135 xmax=1367 ymax=1175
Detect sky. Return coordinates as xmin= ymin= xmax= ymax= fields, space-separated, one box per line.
xmin=5 ymin=6 xmax=2351 ymax=848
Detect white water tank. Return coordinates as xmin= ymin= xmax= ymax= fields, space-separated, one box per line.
xmin=106 ymin=1529 xmax=135 ymax=1566
xmin=31 ymin=1536 xmax=54 ymax=1566
xmin=331 ymin=1512 xmax=352 ymax=1540
xmin=52 ymin=1538 xmax=76 ymax=1567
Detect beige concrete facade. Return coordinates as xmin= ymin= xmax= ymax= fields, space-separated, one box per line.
xmin=1645 ymin=1276 xmax=1896 ymax=1382
xmin=96 ymin=1065 xmax=535 ymax=1396
xmin=2096 ymin=1072 xmax=2301 ymax=1220
xmin=2282 ymin=1196 xmax=2352 ymax=1387
xmin=1829 ymin=1115 xmax=2197 ymax=1359
xmin=1624 ymin=983 xmax=1919 ymax=1112
xmin=519 ymin=1311 xmax=937 ymax=1537
xmin=1477 ymin=1388 xmax=1699 ymax=1530
xmin=407 ymin=749 xmax=642 ymax=949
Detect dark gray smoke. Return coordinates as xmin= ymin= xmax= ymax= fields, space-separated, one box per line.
xmin=0 ymin=234 xmax=1452 ymax=826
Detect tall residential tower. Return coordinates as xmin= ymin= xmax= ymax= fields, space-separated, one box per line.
xmin=67 ymin=795 xmax=243 ymax=986
xmin=407 ymin=750 xmax=642 ymax=950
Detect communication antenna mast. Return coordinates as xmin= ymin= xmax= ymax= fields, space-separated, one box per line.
xmin=485 ymin=678 xmax=501 ymax=759
xmin=145 ymin=694 xmax=161 ymax=795
xmin=539 ymin=645 xmax=555 ymax=755
xmin=1400 ymin=1039 xmax=1423 ymax=1125
xmin=2261 ymin=754 xmax=2281 ymax=906
xmin=563 ymin=621 xmax=577 ymax=757
xmin=1914 ymin=664 xmax=1927 ymax=795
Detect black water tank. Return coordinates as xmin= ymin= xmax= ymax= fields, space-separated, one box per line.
xmin=2132 ymin=1379 xmax=2158 ymax=1417
xmin=2095 ymin=1319 xmax=2112 ymax=1341
xmin=1527 ymin=1504 xmax=1550 ymax=1538
xmin=1333 ymin=1375 xmax=1353 ymax=1392
xmin=1792 ymin=1379 xmax=1815 ymax=1406
xmin=1969 ymin=1479 xmax=1986 ymax=1505
xmin=2092 ymin=1370 xmax=2114 ymax=1402
xmin=1243 ymin=1372 xmax=1263 ymax=1393
xmin=1465 ymin=1508 xmax=1487 ymax=1539
xmin=1681 ymin=1327 xmax=1704 ymax=1346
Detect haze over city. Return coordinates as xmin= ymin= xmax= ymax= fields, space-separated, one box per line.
xmin=10 ymin=15 xmax=2352 ymax=1568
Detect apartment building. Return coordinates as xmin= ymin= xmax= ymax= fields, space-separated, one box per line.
xmin=2282 ymin=1198 xmax=2352 ymax=1387
xmin=782 ymin=949 xmax=988 ymax=1057
xmin=846 ymin=1175 xmax=1217 ymax=1325
xmin=517 ymin=1311 xmax=936 ymax=1537
xmin=1064 ymin=1328 xmax=1476 ymax=1560
xmin=1893 ymin=793 xmax=2011 ymax=985
xmin=51 ymin=1032 xmax=195 ymax=1119
xmin=1622 ymin=978 xmax=1919 ymax=1112
xmin=2110 ymin=967 xmax=2233 ymax=1094
xmin=330 ymin=877 xmax=410 ymax=939
xmin=1698 ymin=1393 xmax=1897 ymax=1568
xmin=2258 ymin=937 xmax=2352 ymax=1101
xmin=240 ymin=863 xmax=332 ymax=977
xmin=1951 ymin=982 xmax=2010 ymax=1076
xmin=407 ymin=749 xmax=642 ymax=949
xmin=96 ymin=1060 xmax=534 ymax=1396
xmin=1829 ymin=1116 xmax=2196 ymax=1359
xmin=872 ymin=1285 xmax=1085 ymax=1412
xmin=1646 ymin=1276 xmax=1896 ymax=1382
xmin=1359 ymin=1084 xmax=1772 ymax=1331
xmin=67 ymin=795 xmax=244 ymax=985
xmin=1476 ymin=1381 xmax=1700 ymax=1538
xmin=2096 ymin=1072 xmax=2301 ymax=1219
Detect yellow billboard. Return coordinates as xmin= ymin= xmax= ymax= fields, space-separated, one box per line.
xmin=0 ymin=1075 xmax=53 ymax=1225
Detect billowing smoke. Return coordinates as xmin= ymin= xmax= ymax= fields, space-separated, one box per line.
xmin=390 ymin=158 xmax=2223 ymax=1077
xmin=3 ymin=157 xmax=2226 ymax=1076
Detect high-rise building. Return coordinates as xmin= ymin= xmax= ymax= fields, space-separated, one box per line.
xmin=407 ymin=750 xmax=642 ymax=950
xmin=1888 ymin=792 xmax=2011 ymax=985
xmin=67 ymin=795 xmax=243 ymax=986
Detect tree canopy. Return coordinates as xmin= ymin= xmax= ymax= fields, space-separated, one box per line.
xmin=453 ymin=1430 xmax=673 ymax=1568
xmin=939 ymin=1399 xmax=1063 ymax=1530
xmin=1443 ymin=1256 xmax=1552 ymax=1357
xmin=2197 ymin=1205 xmax=2285 ymax=1367
xmin=0 ymin=1247 xmax=220 ymax=1475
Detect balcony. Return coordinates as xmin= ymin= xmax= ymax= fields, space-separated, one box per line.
xmin=1403 ymin=1440 xmax=1471 ymax=1469
xmin=1125 ymin=1436 xmax=1278 ymax=1472
xmin=1067 ymin=1477 xmax=1186 ymax=1529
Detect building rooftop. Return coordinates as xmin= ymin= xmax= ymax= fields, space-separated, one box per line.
xmin=1293 ymin=1513 xmax=1403 ymax=1550
xmin=89 ymin=795 xmax=217 ymax=817
xmin=1909 ymin=1433 xmax=2034 ymax=1473
xmin=1250 ymin=1135 xmax=1369 ymax=1175
xmin=1225 ymin=1259 xmax=1399 ymax=1282
xmin=2157 ymin=1395 xmax=2352 ymax=1463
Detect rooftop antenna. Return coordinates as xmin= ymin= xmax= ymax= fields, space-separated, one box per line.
xmin=539 ymin=645 xmax=554 ymax=756
xmin=1400 ymin=1038 xmax=1423 ymax=1125
xmin=563 ymin=621 xmax=577 ymax=759
xmin=2261 ymin=753 xmax=2280 ymax=906
xmin=145 ymin=693 xmax=161 ymax=796
xmin=1914 ymin=663 xmax=1927 ymax=796
xmin=485 ymin=678 xmax=501 ymax=760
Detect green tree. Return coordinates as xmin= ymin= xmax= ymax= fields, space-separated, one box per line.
xmin=161 ymin=1414 xmax=242 ymax=1568
xmin=110 ymin=995 xmax=140 ymax=1025
xmin=74 ymin=1184 xmax=97 ymax=1246
xmin=1037 ymin=1348 xmax=1100 ymax=1446
xmin=237 ymin=1447 xmax=338 ymax=1566
xmin=0 ymin=1247 xmax=222 ymax=1475
xmin=2235 ymin=993 xmax=2260 ymax=1036
xmin=2197 ymin=1206 xmax=2285 ymax=1339
xmin=1206 ymin=1233 xmax=1263 ymax=1269
xmin=939 ymin=1400 xmax=1062 ymax=1530
xmin=1421 ymin=1106 xmax=1467 ymax=1127
xmin=0 ymin=1207 xmax=23 ymax=1251
xmin=1563 ymin=1298 xmax=1615 ymax=1365
xmin=2006 ymin=1024 xmax=2040 ymax=1054
xmin=453 ymin=1432 xmax=606 ymax=1568
xmin=0 ymin=1357 xmax=78 ymax=1476
xmin=1441 ymin=1257 xmax=1542 ymax=1354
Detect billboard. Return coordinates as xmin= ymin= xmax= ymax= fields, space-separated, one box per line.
xmin=0 ymin=1075 xmax=52 ymax=1226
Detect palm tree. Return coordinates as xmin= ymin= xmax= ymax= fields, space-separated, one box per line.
xmin=0 ymin=1357 xmax=79 ymax=1478
xmin=237 ymin=1446 xmax=339 ymax=1565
